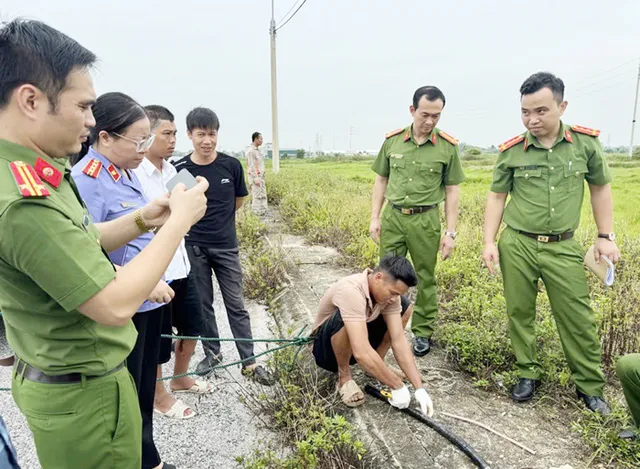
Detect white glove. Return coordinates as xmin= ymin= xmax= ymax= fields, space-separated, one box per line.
xmin=389 ymin=384 xmax=411 ymax=409
xmin=414 ymin=388 xmax=434 ymax=417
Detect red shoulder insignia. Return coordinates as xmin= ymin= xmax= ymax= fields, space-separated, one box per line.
xmin=107 ymin=164 xmax=121 ymax=182
xmin=82 ymin=159 xmax=103 ymax=179
xmin=9 ymin=161 xmax=51 ymax=197
xmin=34 ymin=158 xmax=63 ymax=188
xmin=385 ymin=128 xmax=404 ymax=139
xmin=498 ymin=135 xmax=525 ymax=153
xmin=571 ymin=125 xmax=600 ymax=137
xmin=438 ymin=130 xmax=459 ymax=145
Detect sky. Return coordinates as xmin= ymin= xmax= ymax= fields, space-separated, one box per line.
xmin=1 ymin=0 xmax=639 ymax=152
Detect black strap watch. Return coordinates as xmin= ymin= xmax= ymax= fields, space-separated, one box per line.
xmin=598 ymin=232 xmax=616 ymax=242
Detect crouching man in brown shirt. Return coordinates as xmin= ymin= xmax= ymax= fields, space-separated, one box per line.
xmin=312 ymin=255 xmax=434 ymax=416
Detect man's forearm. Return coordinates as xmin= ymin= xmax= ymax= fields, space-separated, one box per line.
xmin=590 ymin=184 xmax=614 ymax=233
xmin=236 ymin=197 xmax=245 ymax=210
xmin=392 ymin=340 xmax=423 ymax=389
xmin=484 ymin=192 xmax=508 ymax=244
xmin=355 ymin=348 xmax=403 ymax=389
xmin=371 ymin=176 xmax=388 ymax=219
xmin=87 ymin=218 xmax=190 ymax=320
xmin=95 ymin=212 xmax=146 ymax=253
xmin=444 ymin=185 xmax=460 ymax=232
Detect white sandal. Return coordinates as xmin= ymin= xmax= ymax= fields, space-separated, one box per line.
xmin=171 ymin=378 xmax=214 ymax=394
xmin=154 ymin=399 xmax=196 ymax=420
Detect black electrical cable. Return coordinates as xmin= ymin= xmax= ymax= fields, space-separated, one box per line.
xmin=364 ymin=384 xmax=492 ymax=469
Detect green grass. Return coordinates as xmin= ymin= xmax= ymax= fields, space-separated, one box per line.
xmin=263 ymin=153 xmax=640 ymax=468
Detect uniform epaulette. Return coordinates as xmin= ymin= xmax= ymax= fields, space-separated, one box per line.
xmin=571 ymin=125 xmax=600 ymax=137
xmin=438 ymin=130 xmax=459 ymax=145
xmin=385 ymin=128 xmax=404 ymax=139
xmin=82 ymin=159 xmax=103 ymax=178
xmin=498 ymin=135 xmax=525 ymax=152
xmin=9 ymin=161 xmax=51 ymax=197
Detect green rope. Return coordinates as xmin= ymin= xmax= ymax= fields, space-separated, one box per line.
xmin=0 ymin=335 xmax=313 ymax=389
xmin=156 ymin=338 xmax=308 ymax=381
xmin=161 ymin=334 xmax=312 ymax=344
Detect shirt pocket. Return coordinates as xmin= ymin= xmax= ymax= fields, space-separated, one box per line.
xmin=513 ymin=167 xmax=543 ymax=199
xmin=563 ymin=161 xmax=588 ymax=193
xmin=418 ymin=162 xmax=443 ymax=190
xmin=389 ymin=157 xmax=407 ymax=181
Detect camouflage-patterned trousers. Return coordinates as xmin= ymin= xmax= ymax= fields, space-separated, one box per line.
xmin=249 ymin=177 xmax=268 ymax=215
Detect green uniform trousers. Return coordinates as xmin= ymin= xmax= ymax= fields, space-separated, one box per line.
xmin=616 ymin=354 xmax=640 ymax=428
xmin=380 ymin=203 xmax=441 ymax=338
xmin=498 ymin=227 xmax=605 ymax=396
xmin=12 ymin=365 xmax=142 ymax=469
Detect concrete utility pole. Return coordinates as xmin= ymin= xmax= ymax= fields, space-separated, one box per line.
xmin=629 ymin=60 xmax=640 ymax=158
xmin=270 ymin=0 xmax=280 ymax=173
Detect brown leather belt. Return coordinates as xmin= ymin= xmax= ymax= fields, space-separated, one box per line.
xmin=517 ymin=230 xmax=574 ymax=243
xmin=391 ymin=204 xmax=437 ymax=215
xmin=14 ymin=359 xmax=125 ymax=384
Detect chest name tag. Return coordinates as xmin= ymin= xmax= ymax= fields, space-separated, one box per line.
xmin=120 ymin=202 xmax=139 ymax=208
xmin=518 ymin=165 xmax=539 ymax=170
xmin=389 ymin=153 xmax=404 ymax=159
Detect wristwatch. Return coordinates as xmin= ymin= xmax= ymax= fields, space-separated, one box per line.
xmin=445 ymin=231 xmax=457 ymax=240
xmin=598 ymin=232 xmax=616 ymax=242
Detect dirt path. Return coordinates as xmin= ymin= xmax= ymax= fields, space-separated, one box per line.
xmin=264 ymin=208 xmax=595 ymax=469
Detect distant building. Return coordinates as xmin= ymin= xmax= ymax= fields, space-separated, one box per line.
xmin=263 ymin=142 xmax=298 ymax=158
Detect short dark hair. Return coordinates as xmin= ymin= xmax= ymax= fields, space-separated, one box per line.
xmin=252 ymin=132 xmax=261 ymax=142
xmin=0 ymin=19 xmax=96 ymax=110
xmin=375 ymin=255 xmax=418 ymax=288
xmin=413 ymin=86 xmax=446 ymax=109
xmin=186 ymin=107 xmax=219 ymax=132
xmin=80 ymin=92 xmax=146 ymax=157
xmin=520 ymin=72 xmax=565 ymax=103
xmin=145 ymin=105 xmax=174 ymax=130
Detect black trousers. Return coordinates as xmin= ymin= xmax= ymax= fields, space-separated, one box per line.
xmin=186 ymin=245 xmax=255 ymax=365
xmin=129 ymin=306 xmax=166 ymax=469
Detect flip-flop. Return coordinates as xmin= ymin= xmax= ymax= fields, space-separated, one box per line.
xmin=171 ymin=378 xmax=214 ymax=394
xmin=154 ymin=399 xmax=196 ymax=420
xmin=337 ymin=380 xmax=365 ymax=407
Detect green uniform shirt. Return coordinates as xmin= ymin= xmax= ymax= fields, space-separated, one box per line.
xmin=0 ymin=139 xmax=137 ymax=375
xmin=372 ymin=125 xmax=465 ymax=206
xmin=490 ymin=122 xmax=611 ymax=234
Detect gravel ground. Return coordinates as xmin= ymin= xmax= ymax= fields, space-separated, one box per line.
xmin=0 ymin=275 xmax=277 ymax=469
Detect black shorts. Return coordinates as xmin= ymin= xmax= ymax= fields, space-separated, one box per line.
xmin=312 ymin=296 xmax=411 ymax=373
xmin=158 ymin=273 xmax=207 ymax=364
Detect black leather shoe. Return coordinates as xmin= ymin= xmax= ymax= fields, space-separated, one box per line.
xmin=195 ymin=353 xmax=223 ymax=377
xmin=413 ymin=337 xmax=431 ymax=357
xmin=242 ymin=365 xmax=276 ymax=386
xmin=618 ymin=428 xmax=638 ymax=441
xmin=577 ymin=391 xmax=610 ymax=416
xmin=511 ymin=378 xmax=541 ymax=402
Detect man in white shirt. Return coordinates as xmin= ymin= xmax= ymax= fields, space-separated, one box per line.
xmin=246 ymin=132 xmax=267 ymax=215
xmin=134 ymin=105 xmax=212 ymax=420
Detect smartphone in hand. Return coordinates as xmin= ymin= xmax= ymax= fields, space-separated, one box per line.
xmin=166 ymin=169 xmax=198 ymax=192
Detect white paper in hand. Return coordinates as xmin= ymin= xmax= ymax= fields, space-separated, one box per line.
xmin=601 ymin=256 xmax=615 ymax=286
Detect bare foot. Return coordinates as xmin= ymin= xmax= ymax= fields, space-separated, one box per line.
xmin=169 ymin=376 xmax=197 ymax=392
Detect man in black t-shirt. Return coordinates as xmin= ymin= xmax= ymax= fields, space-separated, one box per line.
xmin=173 ymin=107 xmax=273 ymax=385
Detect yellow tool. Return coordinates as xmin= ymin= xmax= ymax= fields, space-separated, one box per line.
xmin=380 ymin=389 xmax=392 ymax=399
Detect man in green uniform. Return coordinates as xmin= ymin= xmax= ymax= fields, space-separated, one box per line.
xmin=0 ymin=20 xmax=207 ymax=469
xmin=483 ymin=72 xmax=620 ymax=413
xmin=370 ymin=86 xmax=465 ymax=356
xmin=616 ymin=354 xmax=640 ymax=440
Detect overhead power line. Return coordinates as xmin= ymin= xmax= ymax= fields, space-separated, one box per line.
xmin=277 ymin=0 xmax=301 ymax=25
xmin=574 ymin=57 xmax=640 ymax=86
xmin=276 ymin=0 xmax=309 ymax=31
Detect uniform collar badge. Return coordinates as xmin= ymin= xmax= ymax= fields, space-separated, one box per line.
xmin=34 ymin=157 xmax=63 ymax=188
xmin=107 ymin=164 xmax=121 ymax=183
